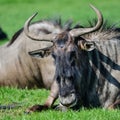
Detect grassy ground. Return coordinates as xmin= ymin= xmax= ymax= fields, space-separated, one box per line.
xmin=0 ymin=0 xmax=120 ymax=120
xmin=0 ymin=87 xmax=120 ymax=120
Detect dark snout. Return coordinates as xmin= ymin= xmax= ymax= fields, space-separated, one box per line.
xmin=59 ymin=91 xmax=77 ymax=108
xmin=58 ymin=77 xmax=77 ymax=108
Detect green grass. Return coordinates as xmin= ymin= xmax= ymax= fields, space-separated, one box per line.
xmin=0 ymin=87 xmax=120 ymax=120
xmin=0 ymin=0 xmax=120 ymax=120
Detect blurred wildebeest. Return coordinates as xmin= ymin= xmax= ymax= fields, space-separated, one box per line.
xmin=0 ymin=15 xmax=75 ymax=110
xmin=0 ymin=27 xmax=8 ymax=40
xmin=27 ymin=5 xmax=120 ymax=112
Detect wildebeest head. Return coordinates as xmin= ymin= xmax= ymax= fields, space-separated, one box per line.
xmin=24 ymin=5 xmax=103 ymax=108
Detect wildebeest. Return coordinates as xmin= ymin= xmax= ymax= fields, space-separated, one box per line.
xmin=26 ymin=5 xmax=120 ymax=112
xmin=0 ymin=15 xmax=73 ymax=110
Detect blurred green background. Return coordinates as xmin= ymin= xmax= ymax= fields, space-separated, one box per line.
xmin=0 ymin=0 xmax=120 ymax=42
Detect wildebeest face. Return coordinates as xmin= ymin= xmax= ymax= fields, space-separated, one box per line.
xmin=51 ymin=32 xmax=96 ymax=107
xmin=52 ymin=32 xmax=81 ymax=107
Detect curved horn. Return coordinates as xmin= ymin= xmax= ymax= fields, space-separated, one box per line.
xmin=69 ymin=5 xmax=103 ymax=37
xmin=24 ymin=13 xmax=55 ymax=42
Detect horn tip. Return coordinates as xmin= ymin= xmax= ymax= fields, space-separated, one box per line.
xmin=33 ymin=12 xmax=38 ymax=17
xmin=35 ymin=12 xmax=38 ymax=15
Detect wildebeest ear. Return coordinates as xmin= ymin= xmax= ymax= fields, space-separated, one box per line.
xmin=28 ymin=49 xmax=51 ymax=58
xmin=78 ymin=41 xmax=95 ymax=51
